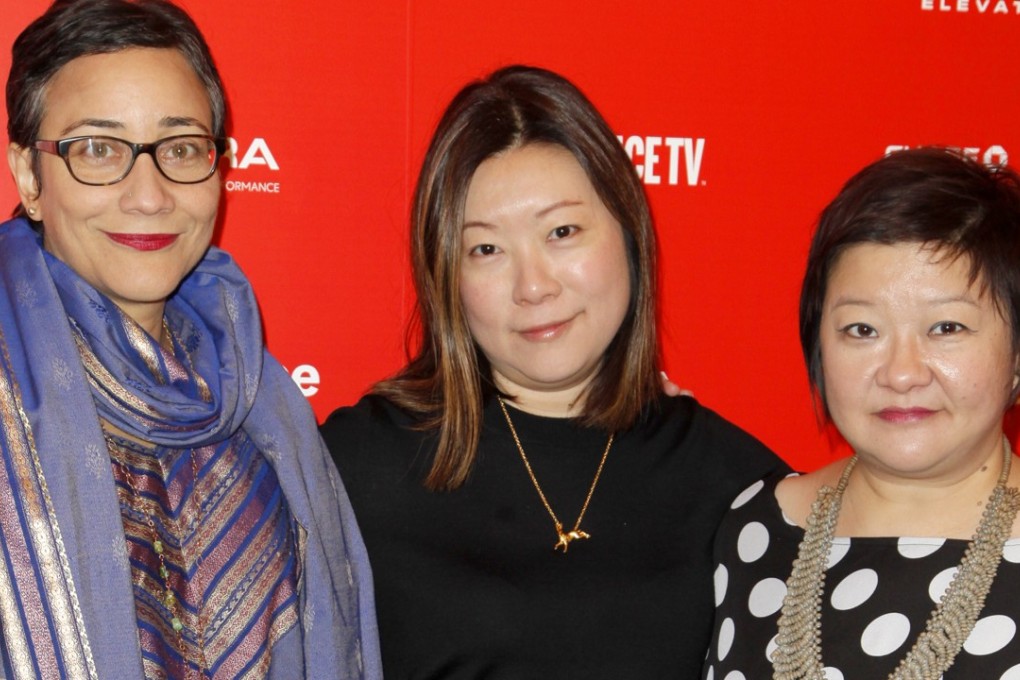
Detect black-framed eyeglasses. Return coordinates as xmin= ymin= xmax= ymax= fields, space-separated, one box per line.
xmin=33 ymin=134 xmax=227 ymax=186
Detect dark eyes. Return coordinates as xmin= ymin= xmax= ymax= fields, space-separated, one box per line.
xmin=466 ymin=224 xmax=579 ymax=257
xmin=841 ymin=323 xmax=876 ymax=339
xmin=931 ymin=321 xmax=966 ymax=335
xmin=469 ymin=243 xmax=499 ymax=256
xmin=550 ymin=225 xmax=578 ymax=240
xmin=840 ymin=321 xmax=968 ymax=338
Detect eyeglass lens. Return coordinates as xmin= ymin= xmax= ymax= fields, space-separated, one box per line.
xmin=64 ymin=136 xmax=219 ymax=184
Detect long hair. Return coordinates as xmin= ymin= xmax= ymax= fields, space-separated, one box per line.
xmin=375 ymin=65 xmax=660 ymax=491
xmin=7 ymin=0 xmax=226 ymax=219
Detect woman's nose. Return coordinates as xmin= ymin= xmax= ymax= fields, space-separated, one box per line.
xmin=512 ymin=253 xmax=561 ymax=305
xmin=119 ymin=155 xmax=174 ymax=214
xmin=876 ymin=334 xmax=932 ymax=392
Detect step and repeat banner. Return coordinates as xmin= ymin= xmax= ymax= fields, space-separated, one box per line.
xmin=2 ymin=1 xmax=1017 ymax=471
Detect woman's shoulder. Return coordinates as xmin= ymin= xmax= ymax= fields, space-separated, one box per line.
xmin=644 ymin=395 xmax=787 ymax=463
xmin=629 ymin=395 xmax=790 ymax=493
xmin=773 ymin=459 xmax=848 ymax=529
xmin=323 ymin=392 xmax=417 ymax=428
xmin=320 ymin=393 xmax=427 ymax=461
xmin=321 ymin=394 xmax=441 ymax=497
xmin=645 ymin=394 xmax=761 ymax=440
xmin=720 ymin=468 xmax=797 ymax=527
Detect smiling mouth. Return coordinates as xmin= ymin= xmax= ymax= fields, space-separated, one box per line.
xmin=518 ymin=318 xmax=573 ymax=342
xmin=877 ymin=407 xmax=936 ymax=423
xmin=105 ymin=233 xmax=179 ymax=251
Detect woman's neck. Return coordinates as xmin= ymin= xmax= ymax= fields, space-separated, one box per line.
xmin=838 ymin=438 xmax=1013 ymax=539
xmin=493 ymin=378 xmax=588 ymax=418
xmin=116 ymin=300 xmax=166 ymax=341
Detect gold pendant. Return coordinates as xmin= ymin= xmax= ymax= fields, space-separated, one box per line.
xmin=497 ymin=398 xmax=613 ymax=557
xmin=554 ymin=529 xmax=590 ymax=552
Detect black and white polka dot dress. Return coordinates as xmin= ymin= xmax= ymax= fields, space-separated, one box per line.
xmin=702 ymin=471 xmax=1020 ymax=679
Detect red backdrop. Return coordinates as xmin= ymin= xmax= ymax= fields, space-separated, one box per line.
xmin=3 ymin=0 xmax=1018 ymax=472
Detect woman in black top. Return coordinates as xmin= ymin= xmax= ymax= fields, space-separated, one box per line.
xmin=322 ymin=65 xmax=786 ymax=679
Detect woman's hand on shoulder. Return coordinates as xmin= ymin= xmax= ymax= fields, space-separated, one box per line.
xmin=660 ymin=371 xmax=693 ymax=398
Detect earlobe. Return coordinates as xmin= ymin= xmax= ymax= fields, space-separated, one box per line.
xmin=7 ymin=142 xmax=41 ymax=217
xmin=1013 ymin=356 xmax=1020 ymax=398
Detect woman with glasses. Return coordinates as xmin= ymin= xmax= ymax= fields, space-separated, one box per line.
xmin=1 ymin=1 xmax=379 ymax=678
xmin=321 ymin=65 xmax=787 ymax=679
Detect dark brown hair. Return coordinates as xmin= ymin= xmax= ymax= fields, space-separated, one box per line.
xmin=376 ymin=65 xmax=661 ymax=490
xmin=7 ymin=0 xmax=226 ymax=218
xmin=800 ymin=147 xmax=1020 ymax=414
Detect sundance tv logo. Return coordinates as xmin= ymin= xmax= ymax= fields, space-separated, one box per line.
xmin=618 ymin=135 xmax=707 ymax=187
xmin=921 ymin=0 xmax=1020 ymax=14
xmin=885 ymin=144 xmax=1009 ymax=168
xmin=224 ymin=137 xmax=281 ymax=194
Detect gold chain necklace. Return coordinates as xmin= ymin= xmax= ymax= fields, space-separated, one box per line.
xmin=772 ymin=440 xmax=1020 ymax=680
xmin=497 ymin=397 xmax=613 ymax=553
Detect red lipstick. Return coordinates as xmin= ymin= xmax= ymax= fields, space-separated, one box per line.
xmin=105 ymin=233 xmax=178 ymax=251
xmin=877 ymin=407 xmax=935 ymax=423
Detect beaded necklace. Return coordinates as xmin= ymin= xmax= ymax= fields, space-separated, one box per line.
xmin=108 ymin=433 xmax=209 ymax=679
xmin=105 ymin=321 xmax=209 ymax=678
xmin=772 ymin=441 xmax=1020 ymax=680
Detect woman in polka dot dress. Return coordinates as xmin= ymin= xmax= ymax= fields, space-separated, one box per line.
xmin=703 ymin=148 xmax=1020 ymax=680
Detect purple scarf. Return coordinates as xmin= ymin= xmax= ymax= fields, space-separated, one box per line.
xmin=0 ymin=217 xmax=380 ymax=679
